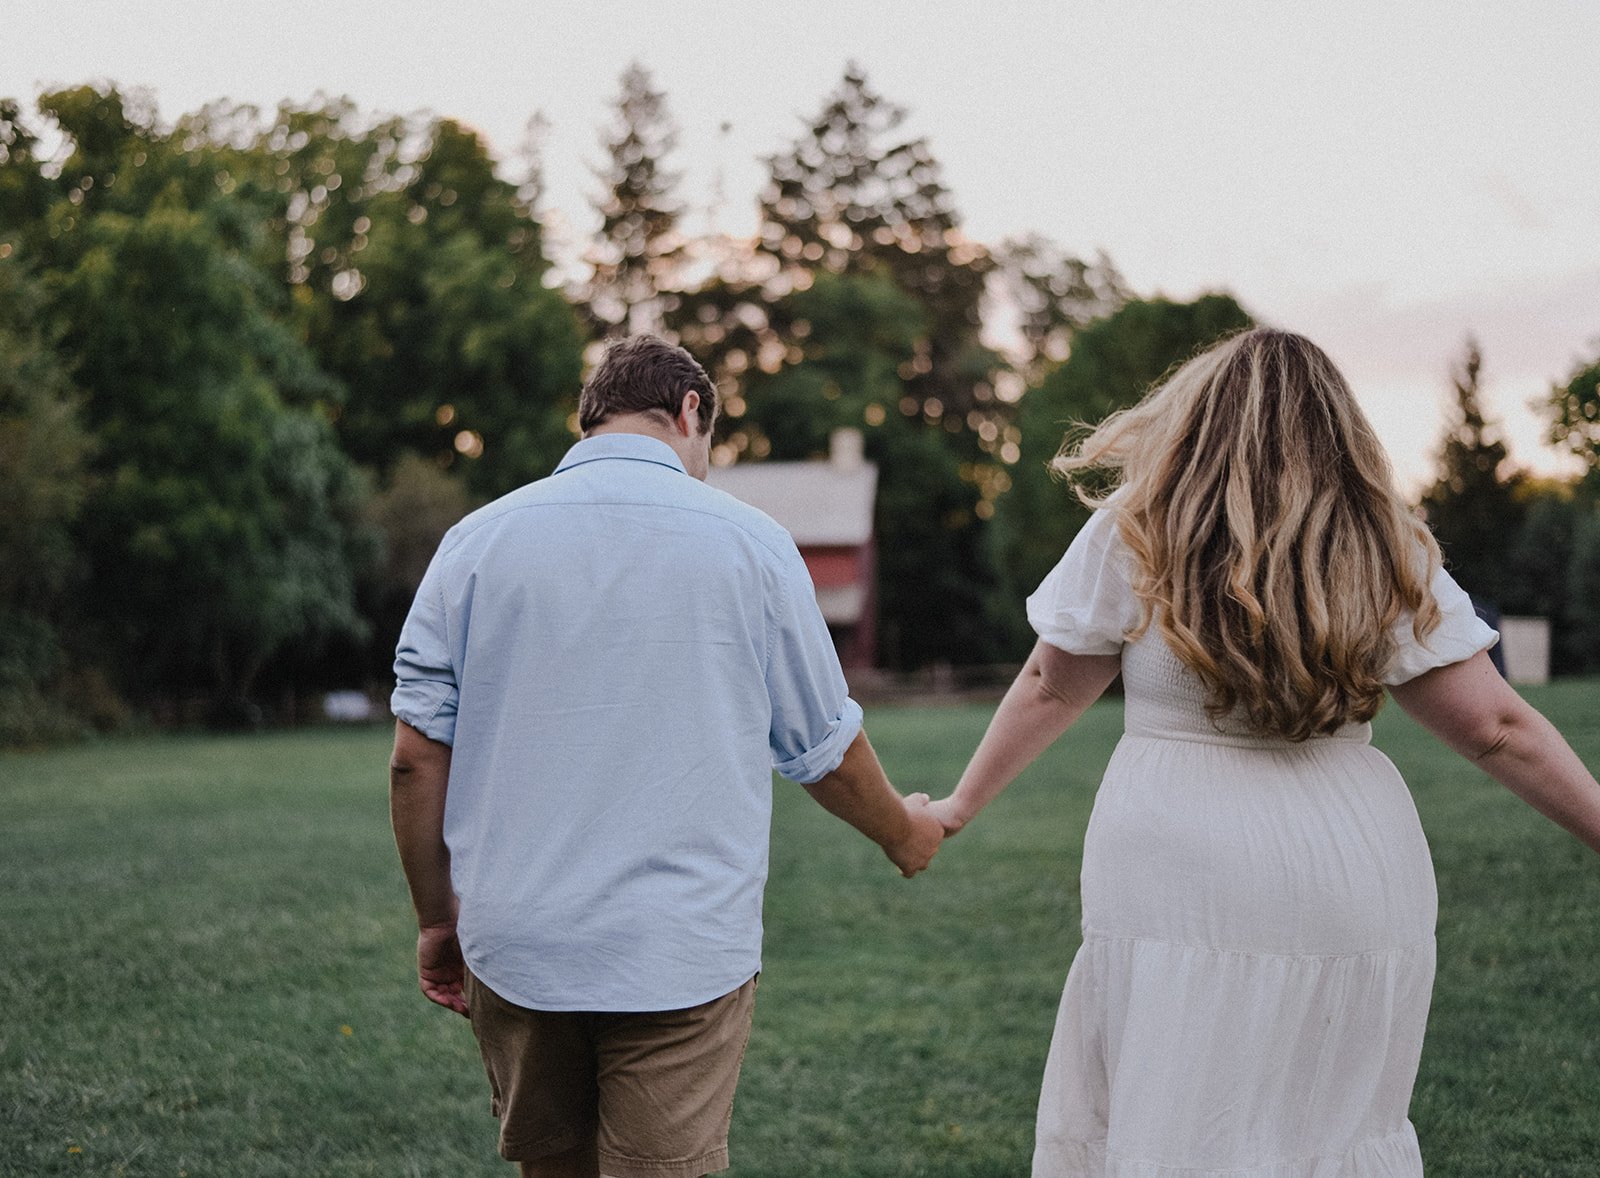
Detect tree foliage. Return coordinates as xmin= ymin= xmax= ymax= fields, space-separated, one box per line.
xmin=0 ymin=257 xmax=93 ymax=741
xmin=1419 ymin=338 xmax=1526 ymax=605
xmin=755 ymin=65 xmax=1002 ymax=446
xmin=1548 ymin=352 xmax=1600 ymax=483
xmin=213 ymin=99 xmax=584 ymax=498
xmin=734 ymin=272 xmax=998 ymax=666
xmin=990 ymin=234 xmax=1131 ymax=383
xmin=0 ymin=84 xmax=582 ymax=722
xmin=581 ymin=63 xmax=684 ymax=338
xmin=993 ymin=293 xmax=1253 ymax=619
xmin=355 ymin=452 xmax=475 ymax=680
xmin=20 ymin=68 xmax=1600 ymax=735
xmin=1499 ymin=486 xmax=1594 ymax=673
xmin=1562 ymin=505 xmax=1600 ymax=669
xmin=53 ymin=202 xmax=369 ymax=707
xmin=670 ymin=65 xmax=1132 ymax=666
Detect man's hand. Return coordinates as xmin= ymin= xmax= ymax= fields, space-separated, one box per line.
xmin=884 ymin=793 xmax=944 ymax=877
xmin=417 ymin=922 xmax=469 ymax=1017
xmin=802 ymin=731 xmax=948 ymax=878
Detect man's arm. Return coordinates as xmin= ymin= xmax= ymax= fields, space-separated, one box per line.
xmin=389 ymin=719 xmax=468 ymax=1015
xmin=802 ymin=729 xmax=944 ymax=877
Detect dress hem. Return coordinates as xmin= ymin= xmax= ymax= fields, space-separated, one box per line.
xmin=1079 ymin=928 xmax=1435 ymax=962
xmin=1034 ymin=1121 xmax=1421 ymax=1176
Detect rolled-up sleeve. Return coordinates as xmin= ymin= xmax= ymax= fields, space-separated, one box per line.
xmin=391 ymin=552 xmax=460 ymax=746
xmin=765 ymin=544 xmax=864 ymax=784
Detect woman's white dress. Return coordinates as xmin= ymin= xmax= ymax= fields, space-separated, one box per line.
xmin=1026 ymin=509 xmax=1497 ymax=1177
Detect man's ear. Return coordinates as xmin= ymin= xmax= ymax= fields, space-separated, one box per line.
xmin=677 ymin=390 xmax=701 ymax=437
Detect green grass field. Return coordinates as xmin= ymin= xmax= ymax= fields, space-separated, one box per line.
xmin=4 ymin=685 xmax=1599 ymax=1177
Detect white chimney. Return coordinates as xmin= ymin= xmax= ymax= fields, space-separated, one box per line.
xmin=829 ymin=427 xmax=864 ymax=471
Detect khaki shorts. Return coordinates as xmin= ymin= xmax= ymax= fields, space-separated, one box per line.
xmin=463 ymin=969 xmax=757 ymax=1178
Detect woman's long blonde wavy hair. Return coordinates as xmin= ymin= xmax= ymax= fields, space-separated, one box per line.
xmin=1055 ymin=328 xmax=1442 ymax=741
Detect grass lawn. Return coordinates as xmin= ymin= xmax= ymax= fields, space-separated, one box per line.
xmin=3 ymin=684 xmax=1599 ymax=1176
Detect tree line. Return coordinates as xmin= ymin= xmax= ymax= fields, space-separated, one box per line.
xmin=1420 ymin=337 xmax=1600 ymax=673
xmin=2 ymin=67 xmax=1597 ymax=744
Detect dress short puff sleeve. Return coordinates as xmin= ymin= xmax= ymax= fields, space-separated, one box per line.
xmin=1026 ymin=508 xmax=1143 ymax=655
xmin=1382 ymin=561 xmax=1500 ymax=685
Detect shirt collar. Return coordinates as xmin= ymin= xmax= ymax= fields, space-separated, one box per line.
xmin=553 ymin=433 xmax=688 ymax=477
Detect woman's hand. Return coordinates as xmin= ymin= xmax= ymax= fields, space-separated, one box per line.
xmin=927 ymin=795 xmax=971 ymax=837
xmin=936 ymin=644 xmax=1121 ymax=841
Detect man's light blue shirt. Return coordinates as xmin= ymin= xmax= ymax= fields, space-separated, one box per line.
xmin=392 ymin=433 xmax=864 ymax=1011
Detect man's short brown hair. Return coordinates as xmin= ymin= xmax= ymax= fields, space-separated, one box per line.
xmin=578 ymin=335 xmax=717 ymax=436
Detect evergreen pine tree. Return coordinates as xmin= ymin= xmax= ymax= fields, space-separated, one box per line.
xmin=582 ymin=63 xmax=684 ymax=338
xmin=1420 ymin=337 xmax=1525 ymax=604
xmin=757 ymin=64 xmax=998 ymax=437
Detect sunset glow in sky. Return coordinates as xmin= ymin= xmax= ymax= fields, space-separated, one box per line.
xmin=9 ymin=0 xmax=1599 ymax=492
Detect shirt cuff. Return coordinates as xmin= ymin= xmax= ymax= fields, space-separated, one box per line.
xmin=390 ymin=681 xmax=459 ymax=746
xmin=772 ymin=697 xmax=864 ymax=784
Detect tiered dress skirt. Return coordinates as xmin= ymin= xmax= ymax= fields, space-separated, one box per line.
xmin=1034 ymin=725 xmax=1436 ymax=1177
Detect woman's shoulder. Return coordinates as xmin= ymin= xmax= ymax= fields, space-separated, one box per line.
xmin=1073 ymin=497 xmax=1132 ymax=551
xmin=1027 ymin=501 xmax=1142 ymax=656
xmin=1383 ymin=561 xmax=1499 ymax=685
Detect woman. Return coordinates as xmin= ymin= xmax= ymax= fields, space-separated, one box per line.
xmin=929 ymin=329 xmax=1600 ymax=1176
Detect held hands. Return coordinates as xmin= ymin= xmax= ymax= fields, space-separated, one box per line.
xmin=884 ymin=792 xmax=945 ymax=877
xmin=883 ymin=791 xmax=973 ymax=875
xmin=926 ymin=795 xmax=971 ymax=838
xmin=417 ymin=922 xmax=470 ymax=1017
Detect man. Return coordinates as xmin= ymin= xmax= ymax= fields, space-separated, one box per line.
xmin=390 ymin=334 xmax=944 ymax=1178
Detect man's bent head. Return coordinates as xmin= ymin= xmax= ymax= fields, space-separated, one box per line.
xmin=579 ymin=335 xmax=718 ymax=438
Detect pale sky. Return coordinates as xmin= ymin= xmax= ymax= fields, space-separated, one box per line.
xmin=8 ymin=0 xmax=1599 ymax=492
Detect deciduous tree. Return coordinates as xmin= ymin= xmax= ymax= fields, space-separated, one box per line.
xmin=0 ymin=257 xmax=93 ymax=741
xmin=52 ymin=200 xmax=369 ymax=713
xmin=993 ymin=293 xmax=1253 ymax=630
xmin=1548 ymin=353 xmax=1600 ymax=491
xmin=233 ymin=102 xmax=583 ymax=497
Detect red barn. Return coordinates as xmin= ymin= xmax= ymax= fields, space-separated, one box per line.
xmin=707 ymin=429 xmax=878 ymax=668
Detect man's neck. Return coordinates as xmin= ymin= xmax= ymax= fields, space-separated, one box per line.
xmin=586 ymin=415 xmax=678 ymax=449
xmin=585 ymin=414 xmax=708 ymax=480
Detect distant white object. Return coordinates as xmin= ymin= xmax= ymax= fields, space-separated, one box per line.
xmin=828 ymin=426 xmax=865 ymax=471
xmin=706 ymin=429 xmax=877 ymax=547
xmin=324 ymin=690 xmax=375 ymax=722
xmin=708 ymin=429 xmax=879 ymax=666
xmin=814 ymin=583 xmax=869 ymax=626
xmin=1498 ymin=616 xmax=1550 ymax=685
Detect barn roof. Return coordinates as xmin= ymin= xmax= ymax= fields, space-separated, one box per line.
xmin=707 ymin=433 xmax=877 ymax=547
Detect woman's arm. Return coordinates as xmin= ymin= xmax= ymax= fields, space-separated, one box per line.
xmin=1389 ymin=650 xmax=1600 ymax=854
xmin=928 ymin=640 xmax=1122 ymax=835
